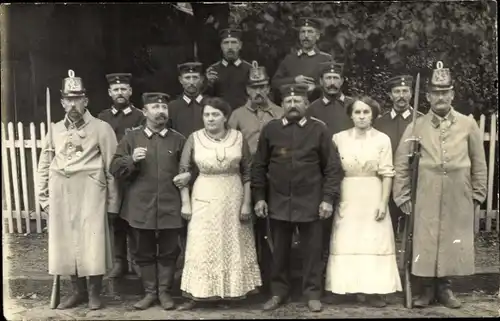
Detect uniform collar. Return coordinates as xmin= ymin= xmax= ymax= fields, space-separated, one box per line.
xmin=222 ymin=58 xmax=242 ymax=67
xmin=297 ymin=48 xmax=317 ymax=57
xmin=282 ymin=116 xmax=307 ymax=127
xmin=430 ymin=108 xmax=456 ymax=128
xmin=111 ymin=105 xmax=133 ymax=116
xmin=322 ymin=93 xmax=345 ymax=105
xmin=390 ymin=108 xmax=412 ymax=120
xmin=143 ymin=127 xmax=168 ymax=139
xmin=64 ymin=110 xmax=90 ymax=129
xmin=183 ymin=94 xmax=203 ymax=105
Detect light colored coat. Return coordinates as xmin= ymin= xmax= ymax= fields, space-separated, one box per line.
xmin=393 ymin=108 xmax=487 ymax=277
xmin=38 ymin=110 xmax=120 ymax=276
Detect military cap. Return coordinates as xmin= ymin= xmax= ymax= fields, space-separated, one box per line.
xmin=297 ymin=17 xmax=322 ymax=30
xmin=386 ymin=75 xmax=413 ymax=90
xmin=280 ymin=83 xmax=309 ymax=98
xmin=61 ymin=69 xmax=86 ymax=97
xmin=248 ymin=61 xmax=269 ymax=87
xmin=429 ymin=61 xmax=453 ymax=91
xmin=219 ymin=28 xmax=242 ymax=41
xmin=177 ymin=62 xmax=203 ymax=75
xmin=142 ymin=92 xmax=170 ymax=105
xmin=318 ymin=61 xmax=345 ymax=78
xmin=106 ymin=73 xmax=132 ymax=85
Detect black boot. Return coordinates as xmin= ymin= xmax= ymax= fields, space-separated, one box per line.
xmin=436 ymin=277 xmax=461 ymax=309
xmin=133 ymin=265 xmax=158 ymax=310
xmin=413 ymin=277 xmax=436 ymax=308
xmin=108 ymin=260 xmax=128 ymax=278
xmin=88 ymin=275 xmax=103 ymax=310
xmin=157 ymin=263 xmax=176 ymax=310
xmin=57 ymin=275 xmax=88 ymax=309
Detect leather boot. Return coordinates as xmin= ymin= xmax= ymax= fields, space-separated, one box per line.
xmin=413 ymin=277 xmax=436 ymax=308
xmin=107 ymin=260 xmax=128 ymax=278
xmin=133 ymin=265 xmax=158 ymax=310
xmin=88 ymin=275 xmax=103 ymax=310
xmin=157 ymin=263 xmax=175 ymax=310
xmin=263 ymin=295 xmax=286 ymax=311
xmin=57 ymin=275 xmax=88 ymax=309
xmin=436 ymin=277 xmax=461 ymax=309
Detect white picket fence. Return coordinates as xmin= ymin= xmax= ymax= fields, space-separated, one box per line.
xmin=1 ymin=114 xmax=499 ymax=234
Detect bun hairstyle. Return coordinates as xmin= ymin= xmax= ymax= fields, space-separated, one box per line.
xmin=346 ymin=95 xmax=381 ymax=120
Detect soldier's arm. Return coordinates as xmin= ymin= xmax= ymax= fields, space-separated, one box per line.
xmin=178 ymin=134 xmax=195 ymax=207
xmin=99 ymin=122 xmax=121 ymax=214
xmin=110 ymin=130 xmax=139 ymax=182
xmin=319 ymin=127 xmax=344 ymax=205
xmin=240 ymin=134 xmax=252 ymax=208
xmin=271 ymin=57 xmax=295 ymax=91
xmin=251 ymin=124 xmax=271 ymax=203
xmin=227 ymin=110 xmax=240 ymax=130
xmin=392 ymin=123 xmax=413 ymax=207
xmin=467 ymin=117 xmax=488 ymax=203
xmin=37 ymin=126 xmax=55 ymax=211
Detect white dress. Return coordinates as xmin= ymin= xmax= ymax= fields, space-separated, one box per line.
xmin=325 ymin=128 xmax=402 ymax=294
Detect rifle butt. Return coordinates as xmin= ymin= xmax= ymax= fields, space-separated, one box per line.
xmin=49 ymin=275 xmax=60 ymax=309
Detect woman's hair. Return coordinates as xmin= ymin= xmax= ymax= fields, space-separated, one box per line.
xmin=346 ymin=95 xmax=381 ymax=120
xmin=202 ymin=96 xmax=232 ymax=119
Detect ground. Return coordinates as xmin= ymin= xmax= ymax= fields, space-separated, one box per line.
xmin=3 ymin=231 xmax=500 ymax=319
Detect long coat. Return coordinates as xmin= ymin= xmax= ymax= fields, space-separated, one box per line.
xmin=393 ymin=108 xmax=487 ymax=277
xmin=38 ymin=110 xmax=120 ymax=277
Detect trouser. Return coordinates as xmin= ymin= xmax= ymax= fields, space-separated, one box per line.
xmin=269 ymin=219 xmax=324 ymax=300
xmin=388 ymin=195 xmax=405 ymax=237
xmin=254 ymin=218 xmax=273 ymax=293
xmin=113 ymin=217 xmax=135 ymax=267
xmin=321 ymin=216 xmax=333 ymax=266
xmin=131 ymin=228 xmax=181 ymax=268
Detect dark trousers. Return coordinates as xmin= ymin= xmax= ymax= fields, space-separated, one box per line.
xmin=113 ymin=217 xmax=134 ymax=263
xmin=388 ymin=195 xmax=405 ymax=238
xmin=321 ymin=216 xmax=333 ymax=265
xmin=130 ymin=228 xmax=181 ymax=268
xmin=254 ymin=218 xmax=273 ymax=293
xmin=269 ymin=219 xmax=324 ymax=300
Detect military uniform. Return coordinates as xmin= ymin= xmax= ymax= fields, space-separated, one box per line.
xmin=373 ymin=75 xmax=423 ymax=235
xmin=110 ymin=93 xmax=185 ymax=310
xmin=252 ymin=84 xmax=344 ymax=304
xmin=98 ymin=73 xmax=145 ymax=278
xmin=204 ymin=28 xmax=253 ymax=110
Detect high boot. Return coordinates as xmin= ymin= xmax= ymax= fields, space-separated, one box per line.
xmin=413 ymin=277 xmax=436 ymax=308
xmin=88 ymin=275 xmax=103 ymax=310
xmin=133 ymin=265 xmax=158 ymax=310
xmin=436 ymin=277 xmax=461 ymax=309
xmin=107 ymin=260 xmax=128 ymax=278
xmin=57 ymin=275 xmax=88 ymax=309
xmin=157 ymin=263 xmax=176 ymax=310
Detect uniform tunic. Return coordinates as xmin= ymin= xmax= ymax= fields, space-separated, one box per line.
xmin=204 ymin=58 xmax=252 ymax=110
xmin=393 ymin=108 xmax=487 ymax=277
xmin=97 ymin=105 xmax=145 ymax=142
xmin=306 ymin=94 xmax=355 ymax=138
xmin=38 ymin=110 xmax=120 ymax=276
xmin=228 ymin=99 xmax=284 ymax=155
xmin=168 ymin=94 xmax=205 ymax=139
xmin=110 ymin=126 xmax=186 ymax=230
xmin=252 ymin=116 xmax=344 ymax=222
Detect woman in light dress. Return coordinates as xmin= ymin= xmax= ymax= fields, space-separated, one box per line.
xmin=325 ymin=96 xmax=402 ymax=307
xmin=177 ymin=97 xmax=262 ymax=310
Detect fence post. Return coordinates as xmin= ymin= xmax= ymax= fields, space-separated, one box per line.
xmin=1 ymin=122 xmax=14 ymax=233
xmin=18 ymin=122 xmax=31 ymax=234
xmin=30 ymin=122 xmax=42 ymax=233
xmin=7 ymin=122 xmax=23 ymax=233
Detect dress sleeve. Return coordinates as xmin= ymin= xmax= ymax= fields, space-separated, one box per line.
xmin=239 ymin=133 xmax=252 ymax=184
xmin=377 ymin=133 xmax=395 ymax=177
xmin=179 ymin=133 xmax=195 ymax=174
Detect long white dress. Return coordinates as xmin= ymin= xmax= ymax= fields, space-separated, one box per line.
xmin=325 ymin=128 xmax=402 ymax=294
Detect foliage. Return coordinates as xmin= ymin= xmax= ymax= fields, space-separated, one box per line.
xmin=230 ymin=1 xmax=498 ymax=115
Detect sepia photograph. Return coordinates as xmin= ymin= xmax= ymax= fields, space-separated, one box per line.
xmin=1 ymin=1 xmax=499 ymax=319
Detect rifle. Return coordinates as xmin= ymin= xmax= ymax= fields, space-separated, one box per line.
xmin=401 ymin=72 xmax=421 ymax=309
xmin=46 ymin=85 xmax=61 ymax=309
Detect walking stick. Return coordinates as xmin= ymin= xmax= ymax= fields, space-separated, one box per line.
xmin=46 ymin=86 xmax=61 ymax=309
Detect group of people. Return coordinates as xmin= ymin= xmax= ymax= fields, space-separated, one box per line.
xmin=37 ymin=17 xmax=488 ymax=314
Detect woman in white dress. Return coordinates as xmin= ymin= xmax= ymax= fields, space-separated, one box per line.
xmin=325 ymin=96 xmax=402 ymax=307
xmin=177 ymin=97 xmax=262 ymax=310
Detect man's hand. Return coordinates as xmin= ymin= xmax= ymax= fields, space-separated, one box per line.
xmin=294 ymin=75 xmax=315 ymax=85
xmin=319 ymin=201 xmax=333 ymax=220
xmin=132 ymin=147 xmax=147 ymax=163
xmin=206 ymin=67 xmax=218 ymax=83
xmin=254 ymin=200 xmax=268 ymax=218
xmin=400 ymin=201 xmax=412 ymax=215
xmin=181 ymin=203 xmax=192 ymax=221
xmin=240 ymin=203 xmax=252 ymax=221
xmin=375 ymin=203 xmax=387 ymax=221
xmin=173 ymin=172 xmax=191 ymax=189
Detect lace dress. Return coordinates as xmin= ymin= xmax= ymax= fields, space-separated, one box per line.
xmin=325 ymin=128 xmax=402 ymax=294
xmin=179 ymin=128 xmax=262 ymax=300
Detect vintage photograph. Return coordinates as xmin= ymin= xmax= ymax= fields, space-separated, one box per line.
xmin=2 ymin=2 xmax=499 ymax=319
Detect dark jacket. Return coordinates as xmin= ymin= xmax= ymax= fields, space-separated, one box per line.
xmin=97 ymin=105 xmax=145 ymax=142
xmin=306 ymin=94 xmax=355 ymax=138
xmin=168 ymin=94 xmax=205 ymax=139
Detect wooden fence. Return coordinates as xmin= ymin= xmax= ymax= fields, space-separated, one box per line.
xmin=2 ymin=114 xmax=499 ymax=234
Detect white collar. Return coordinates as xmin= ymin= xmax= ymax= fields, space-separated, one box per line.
xmin=183 ymin=94 xmax=203 ymax=105
xmin=111 ymin=106 xmax=133 ymax=116
xmin=221 ymin=58 xmax=242 ymax=67
xmin=322 ymin=94 xmax=345 ymax=105
xmin=144 ymin=127 xmax=168 ymax=138
xmin=297 ymin=49 xmax=317 ymax=57
xmin=282 ymin=117 xmax=307 ymax=127
xmin=390 ymin=108 xmax=412 ymax=120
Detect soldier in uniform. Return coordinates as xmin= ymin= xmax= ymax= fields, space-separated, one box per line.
xmin=110 ymin=92 xmax=186 ymax=310
xmin=205 ymin=28 xmax=253 ymax=111
xmin=271 ymin=18 xmax=333 ymax=104
xmin=252 ymin=84 xmax=344 ymax=312
xmin=98 ymin=73 xmax=145 ymax=278
xmin=373 ymin=75 xmax=423 ymax=237
xmin=393 ymin=62 xmax=487 ymax=309
xmin=228 ymin=61 xmax=283 ymax=293
xmin=38 ymin=70 xmax=120 ymax=310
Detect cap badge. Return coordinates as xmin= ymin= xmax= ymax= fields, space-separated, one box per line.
xmin=432 ymin=61 xmax=450 ymax=85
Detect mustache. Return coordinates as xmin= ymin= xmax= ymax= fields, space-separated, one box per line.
xmin=154 ymin=114 xmax=167 ymax=120
xmin=326 ymin=85 xmax=339 ymax=91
